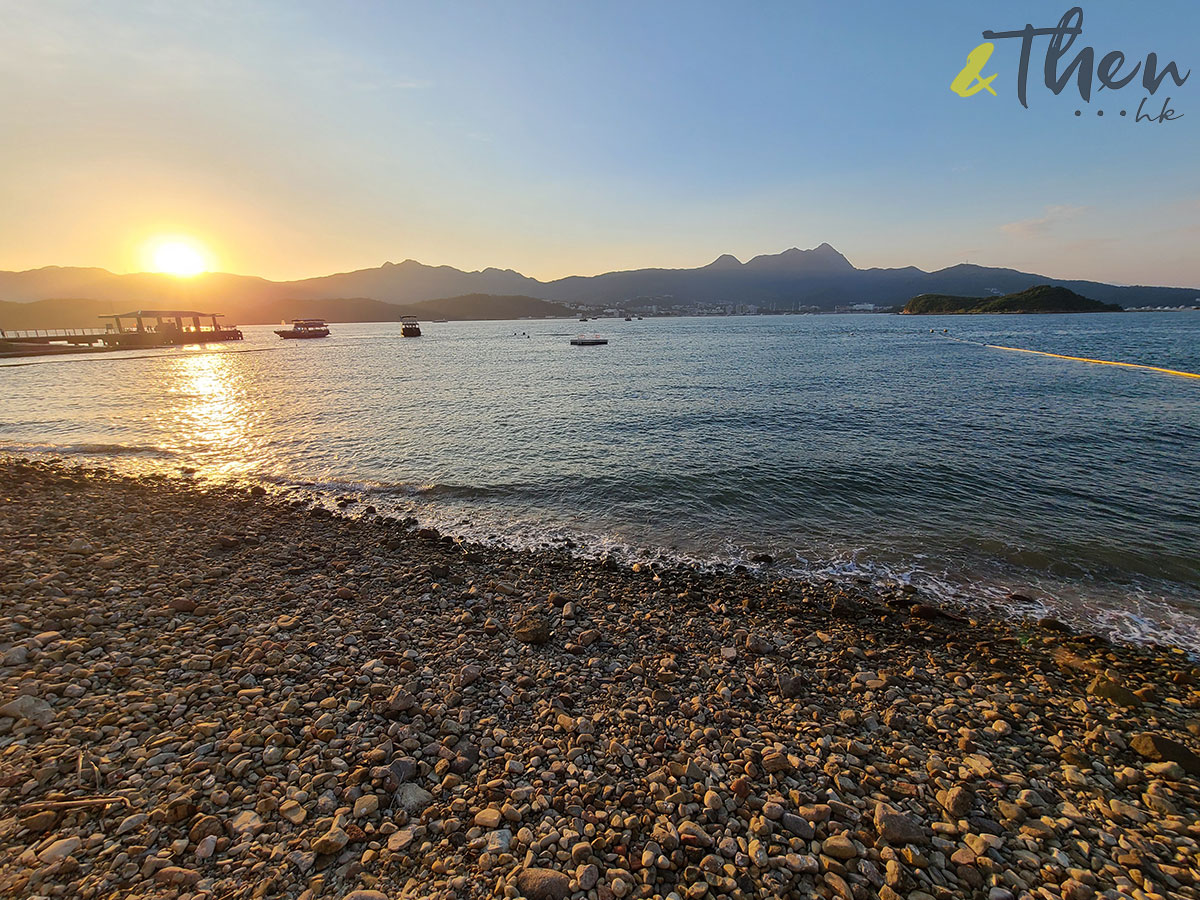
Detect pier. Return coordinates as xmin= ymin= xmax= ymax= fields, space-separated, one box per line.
xmin=1 ymin=309 xmax=243 ymax=358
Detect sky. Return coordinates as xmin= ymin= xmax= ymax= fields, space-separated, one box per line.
xmin=1 ymin=0 xmax=1197 ymax=286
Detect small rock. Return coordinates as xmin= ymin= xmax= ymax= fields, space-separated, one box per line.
xmin=576 ymin=863 xmax=599 ymax=890
xmin=154 ymin=867 xmax=202 ymax=887
xmin=1087 ymin=675 xmax=1140 ymax=708
xmin=312 ymin=823 xmax=350 ymax=855
xmin=395 ymin=783 xmax=433 ymax=815
xmin=474 ymin=807 xmax=503 ymax=829
xmin=228 ymin=809 xmax=264 ymax=837
xmin=780 ymin=812 xmax=814 ymax=840
xmin=777 ymin=672 xmax=804 ymax=699
xmin=874 ymin=805 xmax=927 ymax=845
xmin=387 ymin=828 xmax=415 ymax=852
xmin=514 ymin=614 xmax=551 ymax=645
xmin=822 ymin=834 xmax=858 ymax=859
xmin=189 ymin=815 xmax=223 ymax=842
xmin=20 ymin=810 xmax=59 ymax=834
xmin=486 ymin=829 xmax=513 ymax=853
xmin=115 ymin=812 xmax=148 ymax=835
xmin=515 ymin=867 xmax=570 ymax=900
xmin=37 ymin=836 xmax=80 ymax=865
xmin=353 ymin=794 xmax=379 ymax=818
xmin=938 ymin=786 xmax=973 ymax=818
xmin=0 ymin=695 xmax=54 ymax=726
xmin=1131 ymin=732 xmax=1200 ymax=774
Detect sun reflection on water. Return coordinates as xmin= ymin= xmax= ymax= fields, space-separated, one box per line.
xmin=162 ymin=351 xmax=258 ymax=477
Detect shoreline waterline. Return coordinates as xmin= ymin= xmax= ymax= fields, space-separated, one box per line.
xmin=3 ymin=450 xmax=1197 ymax=659
xmin=2 ymin=313 xmax=1198 ymax=655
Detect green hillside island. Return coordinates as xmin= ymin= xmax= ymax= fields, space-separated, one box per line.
xmin=901 ymin=285 xmax=1124 ymax=315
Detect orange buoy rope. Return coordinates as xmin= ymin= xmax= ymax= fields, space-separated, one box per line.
xmin=983 ymin=343 xmax=1200 ymax=380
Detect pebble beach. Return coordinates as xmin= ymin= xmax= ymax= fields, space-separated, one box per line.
xmin=2 ymin=456 xmax=1198 ymax=900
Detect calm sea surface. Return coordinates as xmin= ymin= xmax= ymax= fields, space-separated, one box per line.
xmin=3 ymin=313 xmax=1198 ymax=650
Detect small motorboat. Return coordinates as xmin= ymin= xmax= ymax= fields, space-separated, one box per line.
xmin=276 ymin=319 xmax=330 ymax=339
xmin=570 ymin=334 xmax=608 ymax=346
xmin=401 ymin=316 xmax=422 ymax=337
xmin=624 ymin=316 xmax=632 ymax=321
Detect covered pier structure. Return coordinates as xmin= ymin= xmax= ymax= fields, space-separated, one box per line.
xmin=96 ymin=310 xmax=244 ymax=348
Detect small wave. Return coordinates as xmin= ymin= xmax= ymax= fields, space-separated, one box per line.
xmin=305 ymin=486 xmax=1200 ymax=656
xmin=6 ymin=442 xmax=1196 ymax=656
xmin=0 ymin=440 xmax=178 ymax=459
xmin=374 ymin=482 xmax=514 ymax=500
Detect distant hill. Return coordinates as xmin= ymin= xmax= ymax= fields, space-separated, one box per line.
xmin=2 ymin=246 xmax=1198 ymax=313
xmin=403 ymin=294 xmax=573 ymax=320
xmin=0 ymin=297 xmax=117 ymax=331
xmin=0 ymin=293 xmax=573 ymax=331
xmin=902 ymin=285 xmax=1125 ymax=315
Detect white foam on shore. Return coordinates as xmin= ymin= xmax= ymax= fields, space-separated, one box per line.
xmin=284 ymin=478 xmax=1200 ymax=657
xmin=5 ymin=445 xmax=1198 ymax=657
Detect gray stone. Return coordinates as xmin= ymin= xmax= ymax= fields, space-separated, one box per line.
xmin=0 ymin=695 xmax=54 ymax=726
xmin=394 ymin=783 xmax=433 ymax=814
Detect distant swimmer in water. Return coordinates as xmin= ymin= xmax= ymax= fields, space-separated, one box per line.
xmin=943 ymin=329 xmax=948 ymax=333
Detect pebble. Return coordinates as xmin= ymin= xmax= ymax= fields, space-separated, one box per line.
xmin=474 ymin=807 xmax=503 ymax=828
xmin=0 ymin=457 xmax=1196 ymax=900
xmin=515 ymin=867 xmax=570 ymax=900
xmin=822 ymin=834 xmax=858 ymax=859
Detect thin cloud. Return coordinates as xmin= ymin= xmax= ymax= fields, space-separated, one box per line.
xmin=1000 ymin=205 xmax=1087 ymax=237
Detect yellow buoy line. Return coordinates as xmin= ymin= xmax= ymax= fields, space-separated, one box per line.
xmin=931 ymin=333 xmax=1200 ymax=380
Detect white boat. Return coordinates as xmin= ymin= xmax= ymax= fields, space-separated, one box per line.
xmin=275 ymin=319 xmax=330 ymax=339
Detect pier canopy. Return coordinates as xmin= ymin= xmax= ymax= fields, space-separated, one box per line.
xmin=93 ymin=309 xmax=243 ymax=346
xmin=102 ymin=309 xmax=228 ymax=319
xmin=99 ymin=309 xmax=229 ymax=333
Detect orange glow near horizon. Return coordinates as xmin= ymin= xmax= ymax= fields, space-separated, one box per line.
xmin=143 ymin=237 xmax=213 ymax=277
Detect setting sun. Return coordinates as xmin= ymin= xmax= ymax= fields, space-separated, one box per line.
xmin=146 ymin=238 xmax=211 ymax=277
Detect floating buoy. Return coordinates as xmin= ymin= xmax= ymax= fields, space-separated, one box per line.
xmin=985 ymin=344 xmax=1200 ymax=380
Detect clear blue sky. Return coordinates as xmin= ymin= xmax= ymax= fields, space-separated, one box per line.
xmin=1 ymin=0 xmax=1196 ymax=285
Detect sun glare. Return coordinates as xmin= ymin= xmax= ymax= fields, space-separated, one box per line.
xmin=146 ymin=238 xmax=211 ymax=277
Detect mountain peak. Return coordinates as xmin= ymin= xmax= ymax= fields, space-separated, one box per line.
xmin=704 ymin=253 xmax=743 ymax=270
xmin=745 ymin=243 xmax=855 ymax=273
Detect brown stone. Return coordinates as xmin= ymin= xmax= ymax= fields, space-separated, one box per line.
xmin=514 ymin=615 xmax=551 ymax=645
xmin=1131 ymin=732 xmax=1200 ymax=774
xmin=515 ymin=867 xmax=570 ymax=900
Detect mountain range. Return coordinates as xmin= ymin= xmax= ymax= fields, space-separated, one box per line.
xmin=1 ymin=244 xmax=1197 ymax=329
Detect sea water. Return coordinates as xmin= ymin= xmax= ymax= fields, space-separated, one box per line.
xmin=3 ymin=312 xmax=1197 ymax=650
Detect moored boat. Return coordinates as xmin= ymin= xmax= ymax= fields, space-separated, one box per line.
xmin=275 ymin=319 xmax=330 ymax=339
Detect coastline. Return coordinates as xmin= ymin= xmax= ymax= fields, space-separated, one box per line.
xmin=1 ymin=457 xmax=1198 ymax=900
